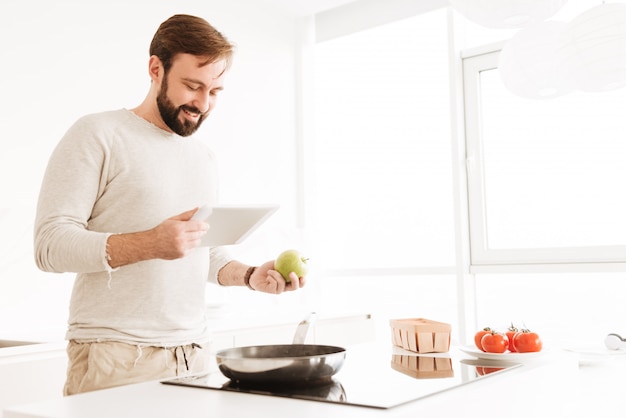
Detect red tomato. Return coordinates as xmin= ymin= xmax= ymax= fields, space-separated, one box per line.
xmin=475 ymin=366 xmax=505 ymax=376
xmin=481 ymin=332 xmax=509 ymax=353
xmin=513 ymin=329 xmax=542 ymax=353
xmin=506 ymin=323 xmax=519 ymax=353
xmin=474 ymin=327 xmax=492 ymax=352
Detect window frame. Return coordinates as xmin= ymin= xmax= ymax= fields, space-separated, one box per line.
xmin=462 ymin=46 xmax=626 ymax=271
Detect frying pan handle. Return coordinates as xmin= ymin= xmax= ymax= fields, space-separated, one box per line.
xmin=292 ymin=312 xmax=317 ymax=344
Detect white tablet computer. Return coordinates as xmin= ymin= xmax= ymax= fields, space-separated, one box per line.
xmin=192 ymin=205 xmax=279 ymax=247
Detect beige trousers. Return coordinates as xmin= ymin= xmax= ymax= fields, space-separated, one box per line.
xmin=63 ymin=340 xmax=210 ymax=396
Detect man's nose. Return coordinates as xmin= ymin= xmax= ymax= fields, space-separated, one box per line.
xmin=194 ymin=91 xmax=211 ymax=114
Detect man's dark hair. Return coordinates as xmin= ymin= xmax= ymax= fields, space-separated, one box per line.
xmin=150 ymin=14 xmax=234 ymax=73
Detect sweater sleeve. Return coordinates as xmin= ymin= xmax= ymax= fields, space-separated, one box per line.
xmin=208 ymin=246 xmax=233 ymax=285
xmin=34 ymin=117 xmax=114 ymax=274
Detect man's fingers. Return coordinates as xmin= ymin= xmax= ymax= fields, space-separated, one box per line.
xmin=170 ymin=208 xmax=198 ymax=221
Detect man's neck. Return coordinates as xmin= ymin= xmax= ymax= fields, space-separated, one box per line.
xmin=131 ymin=98 xmax=171 ymax=133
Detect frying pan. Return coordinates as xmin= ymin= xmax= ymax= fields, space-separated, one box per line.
xmin=215 ymin=313 xmax=346 ymax=385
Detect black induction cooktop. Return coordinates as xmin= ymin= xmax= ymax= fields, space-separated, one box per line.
xmin=162 ymin=344 xmax=521 ymax=409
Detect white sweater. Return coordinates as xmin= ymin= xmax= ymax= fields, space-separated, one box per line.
xmin=34 ymin=109 xmax=232 ymax=345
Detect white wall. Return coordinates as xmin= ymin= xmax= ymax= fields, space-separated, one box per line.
xmin=0 ymin=0 xmax=452 ymax=345
xmin=0 ymin=0 xmax=304 ymax=341
xmin=4 ymin=0 xmax=623 ymax=352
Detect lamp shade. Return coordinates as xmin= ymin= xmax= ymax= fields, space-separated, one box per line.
xmin=499 ymin=21 xmax=573 ymax=99
xmin=449 ymin=0 xmax=568 ymax=29
xmin=561 ymin=3 xmax=626 ymax=92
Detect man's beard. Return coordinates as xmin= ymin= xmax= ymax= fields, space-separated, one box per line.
xmin=156 ymin=76 xmax=208 ymax=137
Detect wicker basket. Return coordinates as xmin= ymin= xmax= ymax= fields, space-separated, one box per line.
xmin=390 ymin=318 xmax=451 ymax=353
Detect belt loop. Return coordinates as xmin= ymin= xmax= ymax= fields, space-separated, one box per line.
xmin=173 ymin=346 xmax=186 ymax=374
xmin=183 ymin=346 xmax=189 ymax=371
xmin=174 ymin=343 xmax=203 ymax=374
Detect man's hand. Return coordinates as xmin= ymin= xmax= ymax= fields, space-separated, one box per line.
xmin=249 ymin=260 xmax=306 ymax=294
xmin=106 ymin=208 xmax=209 ymax=268
xmin=149 ymin=208 xmax=209 ymax=259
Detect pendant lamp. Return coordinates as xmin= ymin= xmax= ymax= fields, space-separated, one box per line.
xmin=449 ymin=0 xmax=568 ymax=29
xmin=561 ymin=2 xmax=626 ymax=92
xmin=499 ymin=21 xmax=574 ymax=99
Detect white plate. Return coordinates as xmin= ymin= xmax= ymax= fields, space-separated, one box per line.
xmin=459 ymin=345 xmax=546 ymax=362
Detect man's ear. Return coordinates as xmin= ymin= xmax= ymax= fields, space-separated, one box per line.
xmin=148 ymin=55 xmax=163 ymax=83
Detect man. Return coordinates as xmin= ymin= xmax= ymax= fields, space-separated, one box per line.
xmin=33 ymin=14 xmax=305 ymax=396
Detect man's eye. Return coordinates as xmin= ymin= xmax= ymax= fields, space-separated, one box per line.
xmin=186 ymin=84 xmax=201 ymax=91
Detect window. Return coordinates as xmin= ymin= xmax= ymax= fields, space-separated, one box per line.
xmin=310 ymin=9 xmax=456 ymax=272
xmin=463 ymin=48 xmax=626 ymax=267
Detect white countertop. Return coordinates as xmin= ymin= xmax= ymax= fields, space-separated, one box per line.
xmin=0 ymin=341 xmax=66 ymax=365
xmin=4 ymin=343 xmax=582 ymax=418
xmin=567 ymin=353 xmax=626 ymax=418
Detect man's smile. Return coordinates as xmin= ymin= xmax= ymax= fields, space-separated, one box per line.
xmin=182 ymin=107 xmax=202 ymax=119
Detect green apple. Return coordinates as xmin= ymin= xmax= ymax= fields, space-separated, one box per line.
xmin=274 ymin=249 xmax=309 ymax=282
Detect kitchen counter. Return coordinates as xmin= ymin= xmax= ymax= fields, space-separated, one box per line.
xmin=567 ymin=352 xmax=626 ymax=418
xmin=4 ymin=343 xmax=581 ymax=418
xmin=0 ymin=341 xmax=66 ymax=361
xmin=0 ymin=340 xmax=67 ymax=415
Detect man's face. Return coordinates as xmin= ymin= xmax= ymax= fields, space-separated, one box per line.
xmin=156 ymin=54 xmax=226 ymax=137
